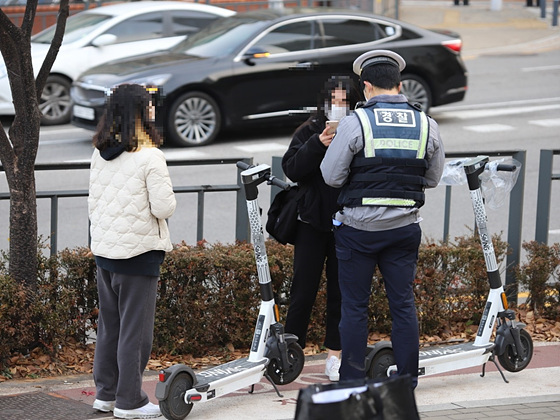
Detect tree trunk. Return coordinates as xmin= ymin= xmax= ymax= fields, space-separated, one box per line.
xmin=6 ymin=105 xmax=41 ymax=290
xmin=0 ymin=0 xmax=69 ymax=288
xmin=9 ymin=178 xmax=38 ymax=291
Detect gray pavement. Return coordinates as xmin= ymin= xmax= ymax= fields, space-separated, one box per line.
xmin=1 ymin=1 xmax=559 ymax=419
xmin=0 ymin=343 xmax=558 ymax=419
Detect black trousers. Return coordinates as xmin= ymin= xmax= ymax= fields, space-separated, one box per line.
xmin=335 ymin=223 xmax=421 ymax=387
xmin=284 ymin=221 xmax=341 ymax=350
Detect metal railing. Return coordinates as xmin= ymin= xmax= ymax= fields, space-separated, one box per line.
xmin=0 ymin=158 xmax=253 ymax=256
xmin=4 ymin=147 xmax=556 ymax=303
xmin=535 ymin=149 xmax=560 ymax=245
xmin=272 ymin=150 xmax=527 ymax=301
xmin=538 ymin=0 xmax=560 ymax=27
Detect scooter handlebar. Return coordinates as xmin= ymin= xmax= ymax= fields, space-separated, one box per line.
xmin=268 ymin=175 xmax=291 ymax=191
xmin=236 ymin=161 xmax=251 ymax=171
xmin=236 ymin=161 xmax=291 ymax=191
xmin=496 ymin=164 xmax=517 ymax=172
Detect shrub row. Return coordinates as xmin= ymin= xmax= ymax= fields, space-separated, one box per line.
xmin=1 ymin=235 xmax=559 ymax=372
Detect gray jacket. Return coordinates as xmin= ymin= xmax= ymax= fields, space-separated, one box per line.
xmin=320 ymin=94 xmax=445 ymax=232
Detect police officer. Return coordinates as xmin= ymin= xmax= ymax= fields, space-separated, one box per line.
xmin=320 ymin=50 xmax=445 ymax=387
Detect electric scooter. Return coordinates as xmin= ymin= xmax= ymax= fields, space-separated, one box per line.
xmin=155 ymin=162 xmax=305 ymax=420
xmin=365 ymin=155 xmax=533 ymax=383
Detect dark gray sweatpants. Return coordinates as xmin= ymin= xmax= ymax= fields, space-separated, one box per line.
xmin=93 ymin=267 xmax=158 ymax=410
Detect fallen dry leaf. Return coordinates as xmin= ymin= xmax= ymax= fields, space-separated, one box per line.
xmin=1 ymin=305 xmax=557 ymax=381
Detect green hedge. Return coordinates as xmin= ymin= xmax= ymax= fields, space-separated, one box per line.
xmin=1 ymin=235 xmax=558 ymax=372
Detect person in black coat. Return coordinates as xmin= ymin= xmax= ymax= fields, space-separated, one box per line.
xmin=282 ymin=75 xmax=359 ymax=381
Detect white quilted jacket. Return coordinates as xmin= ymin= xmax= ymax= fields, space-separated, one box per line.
xmin=88 ymin=147 xmax=176 ymax=259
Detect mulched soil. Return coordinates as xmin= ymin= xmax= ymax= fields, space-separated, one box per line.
xmin=1 ymin=307 xmax=558 ymax=382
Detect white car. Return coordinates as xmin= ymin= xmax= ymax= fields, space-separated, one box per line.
xmin=0 ymin=1 xmax=234 ymax=125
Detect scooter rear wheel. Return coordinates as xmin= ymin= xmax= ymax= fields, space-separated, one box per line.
xmin=160 ymin=372 xmax=194 ymax=420
xmin=498 ymin=329 xmax=533 ymax=372
xmin=367 ymin=348 xmax=396 ymax=379
xmin=267 ymin=341 xmax=305 ymax=385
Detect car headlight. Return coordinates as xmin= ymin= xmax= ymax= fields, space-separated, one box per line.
xmin=128 ymin=74 xmax=172 ymax=89
xmin=106 ymin=74 xmax=172 ymax=98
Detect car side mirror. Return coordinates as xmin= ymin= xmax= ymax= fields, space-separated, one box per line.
xmin=242 ymin=46 xmax=270 ymax=65
xmin=91 ymin=34 xmax=118 ymax=47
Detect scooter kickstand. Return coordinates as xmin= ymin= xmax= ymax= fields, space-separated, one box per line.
xmin=264 ymin=372 xmax=284 ymax=398
xmin=490 ymin=355 xmax=509 ymax=383
xmin=481 ymin=354 xmax=509 ymax=383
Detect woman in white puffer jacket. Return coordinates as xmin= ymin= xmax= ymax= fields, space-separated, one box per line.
xmin=88 ymin=84 xmax=176 ymax=419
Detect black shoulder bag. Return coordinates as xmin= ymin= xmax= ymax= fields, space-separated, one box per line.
xmin=266 ymin=184 xmax=302 ymax=245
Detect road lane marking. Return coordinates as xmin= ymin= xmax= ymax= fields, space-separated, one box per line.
xmin=463 ymin=124 xmax=514 ymax=133
xmin=39 ymin=138 xmax=92 ymax=146
xmin=528 ymin=119 xmax=560 ymax=127
xmin=234 ymin=143 xmax=287 ymax=153
xmin=163 ymin=149 xmax=208 ymax=159
xmin=433 ymin=97 xmax=560 ymax=112
xmin=40 ymin=127 xmax=92 ymax=136
xmin=33 ymin=98 xmax=560 ymax=148
xmin=62 ymin=159 xmax=91 ymax=163
xmin=522 ymin=65 xmax=560 ymax=72
xmin=436 ymin=104 xmax=560 ymax=120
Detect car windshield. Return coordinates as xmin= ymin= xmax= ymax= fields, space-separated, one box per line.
xmin=171 ymin=15 xmax=269 ymax=57
xmin=32 ymin=13 xmax=112 ymax=44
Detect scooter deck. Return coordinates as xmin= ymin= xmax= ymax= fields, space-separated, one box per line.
xmin=187 ymin=357 xmax=269 ymax=402
xmin=418 ymin=341 xmax=494 ymax=377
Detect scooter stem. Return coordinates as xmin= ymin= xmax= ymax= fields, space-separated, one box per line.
xmin=238 ymin=163 xmax=292 ymax=362
xmin=463 ymin=156 xmax=506 ymax=347
xmin=463 ymin=156 xmax=501 ymax=290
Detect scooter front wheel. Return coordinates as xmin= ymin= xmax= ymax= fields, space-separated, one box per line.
xmin=367 ymin=348 xmax=395 ymax=379
xmin=498 ymin=329 xmax=533 ymax=372
xmin=160 ymin=372 xmax=194 ymax=420
xmin=267 ymin=341 xmax=305 ymax=385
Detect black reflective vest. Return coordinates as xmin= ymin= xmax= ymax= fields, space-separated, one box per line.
xmin=338 ymin=101 xmax=430 ymax=208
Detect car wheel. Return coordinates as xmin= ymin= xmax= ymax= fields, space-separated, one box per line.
xmin=167 ymin=91 xmax=221 ymax=147
xmin=40 ymin=75 xmax=72 ymax=125
xmin=401 ymin=74 xmax=431 ymax=112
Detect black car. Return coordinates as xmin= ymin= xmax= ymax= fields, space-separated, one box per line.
xmin=71 ymin=8 xmax=468 ymax=147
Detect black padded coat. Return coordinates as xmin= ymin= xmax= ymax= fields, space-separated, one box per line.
xmin=281 ymin=116 xmax=341 ymax=233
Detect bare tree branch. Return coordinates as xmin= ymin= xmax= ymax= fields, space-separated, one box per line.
xmin=0 ymin=9 xmax=16 ymax=33
xmin=0 ymin=128 xmax=15 ymax=181
xmin=0 ymin=13 xmax=18 ymax=171
xmin=36 ymin=0 xmax=70 ymax=96
xmin=21 ymin=0 xmax=38 ymax=40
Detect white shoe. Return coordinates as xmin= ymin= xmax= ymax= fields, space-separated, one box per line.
xmin=113 ymin=402 xmax=161 ymax=419
xmin=92 ymin=399 xmax=115 ymax=412
xmin=325 ymin=355 xmax=341 ymax=382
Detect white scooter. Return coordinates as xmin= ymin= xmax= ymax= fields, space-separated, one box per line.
xmin=365 ymin=155 xmax=533 ymax=382
xmin=155 ymin=162 xmax=305 ymax=420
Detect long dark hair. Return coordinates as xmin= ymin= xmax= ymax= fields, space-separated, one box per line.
xmin=93 ymin=83 xmax=163 ymax=151
xmin=296 ymin=75 xmax=360 ymax=132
